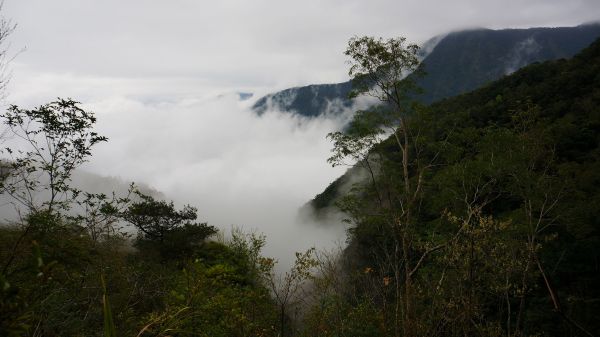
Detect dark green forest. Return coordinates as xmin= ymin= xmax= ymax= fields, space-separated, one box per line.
xmin=1 ymin=32 xmax=600 ymax=337
xmin=311 ymin=36 xmax=600 ymax=337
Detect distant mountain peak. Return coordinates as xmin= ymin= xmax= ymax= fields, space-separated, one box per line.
xmin=252 ymin=23 xmax=600 ymax=118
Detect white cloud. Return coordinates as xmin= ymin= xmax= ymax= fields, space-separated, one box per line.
xmin=3 ymin=64 xmax=355 ymax=266
xmin=85 ymin=92 xmax=355 ymax=266
xmin=4 ymin=0 xmax=598 ymax=90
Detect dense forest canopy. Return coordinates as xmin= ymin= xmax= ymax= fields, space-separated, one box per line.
xmin=307 ymin=36 xmax=600 ymax=337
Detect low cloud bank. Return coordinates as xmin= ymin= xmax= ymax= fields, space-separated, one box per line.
xmin=3 ymin=66 xmax=366 ymax=268
xmin=84 ymin=93 xmax=355 ymax=267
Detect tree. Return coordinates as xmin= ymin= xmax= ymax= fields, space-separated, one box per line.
xmin=71 ymin=186 xmax=135 ymax=243
xmin=328 ymin=36 xmax=443 ymax=337
xmin=1 ymin=99 xmax=112 ymax=282
xmin=121 ymin=191 xmax=217 ymax=259
xmin=1 ymin=99 xmax=107 ymax=214
xmin=262 ymin=248 xmax=317 ymax=337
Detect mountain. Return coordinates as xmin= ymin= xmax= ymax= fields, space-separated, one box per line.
xmin=252 ymin=81 xmax=353 ymax=117
xmin=416 ymin=23 xmax=600 ymax=103
xmin=314 ymin=38 xmax=600 ymax=336
xmin=308 ymin=34 xmax=600 ymax=219
xmin=252 ymin=23 xmax=600 ymax=117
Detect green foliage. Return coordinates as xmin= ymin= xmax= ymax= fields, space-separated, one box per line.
xmin=102 ymin=274 xmax=117 ymax=337
xmin=1 ymin=99 xmax=107 ymax=213
xmin=121 ymin=191 xmax=217 ymax=260
xmin=345 ymin=35 xmax=421 ymax=102
xmin=0 ymin=220 xmax=279 ymax=336
xmin=0 ymin=99 xmax=278 ymax=336
xmin=122 ymin=191 xmax=198 ymax=241
xmin=136 ymin=232 xmax=279 ymax=337
xmin=303 ymin=297 xmax=383 ymax=337
xmin=312 ymin=37 xmax=600 ymax=337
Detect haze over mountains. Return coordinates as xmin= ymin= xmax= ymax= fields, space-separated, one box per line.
xmin=252 ymin=24 xmax=600 ymax=119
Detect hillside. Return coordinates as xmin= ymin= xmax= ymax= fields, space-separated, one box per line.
xmin=252 ymin=81 xmax=353 ymax=116
xmin=415 ymin=23 xmax=600 ymax=103
xmin=253 ymin=23 xmax=600 ymax=117
xmin=310 ymin=33 xmax=600 ymax=216
xmin=305 ymin=37 xmax=600 ymax=336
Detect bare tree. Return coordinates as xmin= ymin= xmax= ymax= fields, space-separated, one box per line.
xmin=262 ymin=248 xmax=317 ymax=337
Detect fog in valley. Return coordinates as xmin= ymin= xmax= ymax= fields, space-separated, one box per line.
xmin=2 ymin=80 xmax=367 ymax=267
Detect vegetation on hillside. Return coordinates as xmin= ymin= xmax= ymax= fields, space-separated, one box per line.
xmin=252 ymin=24 xmax=600 ymax=118
xmin=309 ymin=36 xmax=600 ymax=337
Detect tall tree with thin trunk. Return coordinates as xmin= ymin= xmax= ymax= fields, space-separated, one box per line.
xmin=328 ymin=36 xmax=446 ymax=337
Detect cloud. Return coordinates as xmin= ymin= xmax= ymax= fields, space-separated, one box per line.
xmin=87 ymin=93 xmax=356 ymax=267
xmin=4 ymin=0 xmax=599 ymax=91
xmin=3 ymin=66 xmax=358 ymax=267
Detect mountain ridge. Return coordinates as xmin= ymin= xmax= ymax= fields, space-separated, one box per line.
xmin=252 ymin=23 xmax=600 ymax=118
xmin=307 ymin=34 xmax=600 ymax=221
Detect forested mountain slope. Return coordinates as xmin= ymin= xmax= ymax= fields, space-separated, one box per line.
xmin=253 ymin=81 xmax=353 ymax=117
xmin=311 ymin=35 xmax=600 ymax=216
xmin=304 ymin=37 xmax=600 ymax=336
xmin=253 ymin=23 xmax=600 ymax=117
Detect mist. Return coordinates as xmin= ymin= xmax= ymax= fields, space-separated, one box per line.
xmin=1 ymin=62 xmax=372 ymax=271
xmin=11 ymin=86 xmax=358 ymax=269
xmin=1 ymin=85 xmax=357 ymax=268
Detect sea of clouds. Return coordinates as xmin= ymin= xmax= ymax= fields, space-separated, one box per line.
xmin=3 ymin=68 xmax=367 ymax=268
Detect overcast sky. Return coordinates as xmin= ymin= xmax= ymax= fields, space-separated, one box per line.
xmin=4 ymin=0 xmax=600 ymax=98
xmin=1 ymin=0 xmax=599 ymax=265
